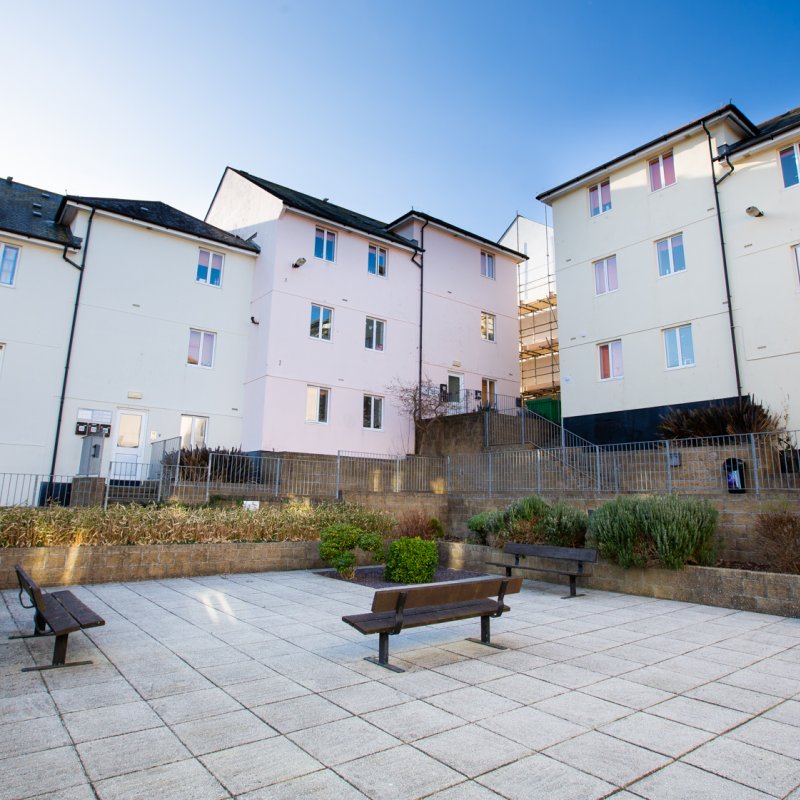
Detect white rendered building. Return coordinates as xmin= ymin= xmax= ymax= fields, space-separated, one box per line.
xmin=537 ymin=103 xmax=800 ymax=443
xmin=206 ymin=169 xmax=524 ymax=456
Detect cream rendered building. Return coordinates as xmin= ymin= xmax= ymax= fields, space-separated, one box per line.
xmin=537 ymin=103 xmax=800 ymax=443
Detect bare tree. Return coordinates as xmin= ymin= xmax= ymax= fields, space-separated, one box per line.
xmin=386 ymin=377 xmax=451 ymax=453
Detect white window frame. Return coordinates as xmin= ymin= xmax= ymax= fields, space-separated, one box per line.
xmin=649 ymin=150 xmax=676 ymax=192
xmin=314 ymin=227 xmax=336 ymax=262
xmin=598 ymin=340 xmax=623 ymax=381
xmin=656 ymin=233 xmax=686 ymax=277
xmin=481 ymin=311 xmax=496 ymax=342
xmin=306 ymin=385 xmax=330 ymax=424
xmin=594 ymin=255 xmax=618 ymax=295
xmin=481 ymin=252 xmax=495 ymax=279
xmin=187 ymin=329 xmax=216 ymax=368
xmin=310 ymin=303 xmax=333 ymax=341
xmin=368 ymin=244 xmax=387 ymax=277
xmin=180 ymin=414 xmax=208 ymax=449
xmin=196 ymin=248 xmax=224 ymax=287
xmin=365 ymin=317 xmax=385 ymax=351
xmin=0 ymin=242 xmax=20 ymax=287
xmin=0 ymin=342 xmax=5 ymax=377
xmin=664 ymin=324 xmax=695 ymax=369
xmin=794 ymin=244 xmax=800 ymax=288
xmin=363 ymin=394 xmax=383 ymax=430
xmin=481 ymin=378 xmax=496 ymax=408
xmin=588 ymin=179 xmax=611 ymax=217
xmin=779 ymin=144 xmax=800 ymax=189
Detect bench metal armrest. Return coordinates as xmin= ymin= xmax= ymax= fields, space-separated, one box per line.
xmin=391 ymin=592 xmax=408 ymax=634
xmin=490 ymin=579 xmax=511 ymax=619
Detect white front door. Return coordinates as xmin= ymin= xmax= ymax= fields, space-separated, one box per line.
xmin=112 ymin=410 xmax=148 ymax=479
xmin=447 ymin=374 xmax=464 ymax=412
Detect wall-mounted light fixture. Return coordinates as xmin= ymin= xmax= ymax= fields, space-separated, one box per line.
xmin=745 ymin=206 xmax=764 ymax=218
xmin=292 ymin=257 xmax=306 ymax=269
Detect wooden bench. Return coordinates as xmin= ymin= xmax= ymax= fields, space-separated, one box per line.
xmin=10 ymin=564 xmax=105 ymax=671
xmin=342 ymin=575 xmax=522 ymax=672
xmin=487 ymin=543 xmax=597 ymax=599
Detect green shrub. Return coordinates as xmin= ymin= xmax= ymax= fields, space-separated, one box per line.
xmin=466 ymin=509 xmax=508 ymax=544
xmin=658 ymin=397 xmax=782 ymax=438
xmin=589 ymin=495 xmax=718 ymax=570
xmin=754 ymin=500 xmax=800 ymax=574
xmin=318 ymin=523 xmax=385 ymax=579
xmin=541 ymin=501 xmax=589 ymax=548
xmin=384 ymin=537 xmax=438 ymax=584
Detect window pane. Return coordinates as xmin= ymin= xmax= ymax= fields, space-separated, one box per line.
xmin=600 ymin=180 xmax=611 ymax=211
xmin=448 ymin=375 xmax=460 ymax=398
xmin=375 ymin=320 xmax=384 ymax=350
xmin=194 ymin=417 xmax=207 ymax=448
xmin=187 ymin=330 xmax=201 ymax=364
xmin=365 ymin=317 xmax=374 ymax=348
xmin=180 ymin=415 xmax=193 ymax=449
xmin=607 ymin=256 xmax=618 ymax=291
xmin=665 ymin=328 xmax=679 ymax=368
xmin=363 ymin=396 xmax=371 ymax=427
xmin=662 ymin=152 xmax=676 ymax=185
xmin=679 ymin=325 xmax=695 ymax=365
xmin=325 ymin=231 xmax=335 ymax=261
xmin=306 ymin=388 xmax=318 ymax=421
xmin=0 ymin=245 xmax=18 ymax=285
xmin=610 ymin=341 xmax=623 ymax=377
xmin=649 ymin=159 xmax=662 ymax=191
xmin=599 ymin=344 xmax=610 ymax=379
xmin=117 ymin=414 xmax=141 ymax=448
xmin=589 ymin=185 xmax=600 ymax=216
xmin=780 ymin=147 xmax=799 ymax=188
xmin=318 ymin=388 xmax=328 ymax=422
xmin=315 ymin=229 xmax=324 ymax=259
xmin=310 ymin=305 xmax=320 ymax=338
xmin=368 ymin=245 xmax=376 ymax=274
xmin=671 ymin=234 xmax=685 ymax=271
xmin=378 ymin=248 xmax=386 ymax=275
xmin=201 ymin=333 xmax=215 ymax=367
xmin=210 ymin=254 xmax=223 ymax=286
xmin=657 ymin=239 xmax=671 ymax=276
xmin=594 ymin=262 xmax=606 ymax=294
xmin=374 ymin=397 xmax=382 ymax=429
xmin=321 ymin=307 xmax=331 ymax=340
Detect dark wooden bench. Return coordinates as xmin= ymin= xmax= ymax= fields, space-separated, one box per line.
xmin=10 ymin=564 xmax=105 ymax=671
xmin=487 ymin=543 xmax=597 ymax=599
xmin=342 ymin=575 xmax=522 ymax=672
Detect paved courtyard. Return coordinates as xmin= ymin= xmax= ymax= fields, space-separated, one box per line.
xmin=1 ymin=570 xmax=799 ymax=800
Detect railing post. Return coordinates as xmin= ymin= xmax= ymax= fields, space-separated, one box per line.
xmin=749 ymin=433 xmax=760 ymax=495
xmin=394 ymin=457 xmax=400 ymax=493
xmin=520 ymin=407 xmax=526 ymax=445
xmin=335 ymin=453 xmax=341 ymax=499
xmin=205 ymin=453 xmax=212 ymax=504
xmin=488 ymin=451 xmax=493 ymax=496
xmin=446 ymin=456 xmax=451 ymax=494
xmin=536 ymin=449 xmax=541 ymax=494
xmin=665 ymin=441 xmax=673 ymax=494
xmin=595 ymin=446 xmax=601 ymax=492
xmin=484 ymin=410 xmax=490 ymax=447
xmin=104 ymin=461 xmax=111 ymax=510
xmin=274 ymin=457 xmax=281 ymax=497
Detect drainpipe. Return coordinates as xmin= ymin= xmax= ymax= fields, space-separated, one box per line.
xmin=50 ymin=209 xmax=95 ymax=478
xmin=411 ymin=219 xmax=429 ymax=417
xmin=702 ymin=121 xmax=743 ymax=404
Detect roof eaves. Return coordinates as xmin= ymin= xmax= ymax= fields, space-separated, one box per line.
xmin=537 ymin=104 xmax=758 ymax=203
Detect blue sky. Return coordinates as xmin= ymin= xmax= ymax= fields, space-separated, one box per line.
xmin=3 ymin=0 xmax=799 ymax=239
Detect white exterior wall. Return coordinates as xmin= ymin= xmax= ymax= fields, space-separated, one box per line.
xmin=722 ymin=131 xmax=800 ymax=428
xmin=52 ymin=210 xmax=255 ymax=475
xmin=0 ymin=235 xmax=76 ymax=475
xmin=551 ymin=125 xmax=739 ymax=421
xmin=499 ymin=216 xmax=555 ymax=302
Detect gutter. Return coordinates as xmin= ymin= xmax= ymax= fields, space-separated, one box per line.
xmin=702 ymin=121 xmax=743 ymax=404
xmin=50 ymin=209 xmax=95 ymax=478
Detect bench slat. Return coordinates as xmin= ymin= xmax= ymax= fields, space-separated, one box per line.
xmin=51 ymin=591 xmax=106 ymax=630
xmin=371 ymin=576 xmax=522 ymax=613
xmin=503 ymin=544 xmax=597 ymax=562
xmin=485 ymin=560 xmax=589 ymax=577
xmin=345 ymin=598 xmax=508 ymax=635
xmin=41 ymin=595 xmax=81 ymax=636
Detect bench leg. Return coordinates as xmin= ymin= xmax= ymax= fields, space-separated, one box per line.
xmin=560 ymin=575 xmax=585 ymax=600
xmin=364 ymin=632 xmax=405 ymax=673
xmin=20 ymin=632 xmax=93 ymax=672
xmin=467 ymin=616 xmax=506 ymax=650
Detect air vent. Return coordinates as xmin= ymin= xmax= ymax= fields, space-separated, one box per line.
xmin=40 ymin=192 xmax=50 ymax=199
xmin=32 ymin=211 xmax=42 ymax=217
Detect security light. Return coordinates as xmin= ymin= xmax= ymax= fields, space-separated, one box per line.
xmin=745 ymin=206 xmax=764 ymax=218
xmin=292 ymin=257 xmax=306 ymax=268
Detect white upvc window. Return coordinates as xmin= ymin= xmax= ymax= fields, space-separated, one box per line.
xmin=180 ymin=415 xmax=208 ymax=449
xmin=187 ymin=329 xmax=216 ymax=368
xmin=649 ymin=150 xmax=676 ymax=191
xmin=363 ymin=395 xmax=383 ymax=430
xmin=306 ymin=386 xmax=329 ymax=423
xmin=780 ymin=144 xmax=800 ymax=188
xmin=196 ymin=248 xmax=223 ymax=286
xmin=365 ymin=317 xmax=385 ymax=351
xmin=481 ymin=252 xmax=495 ymax=279
xmin=589 ymin=179 xmax=611 ymax=217
xmin=481 ymin=378 xmax=496 ymax=407
xmin=599 ymin=340 xmax=623 ymax=380
xmin=0 ymin=243 xmax=20 ymax=286
xmin=794 ymin=244 xmax=800 ymax=287
xmin=656 ymin=233 xmax=686 ymax=276
xmin=594 ymin=255 xmax=618 ymax=295
xmin=310 ymin=304 xmax=333 ymax=340
xmin=368 ymin=244 xmax=387 ymax=276
xmin=481 ymin=311 xmax=496 ymax=342
xmin=664 ymin=324 xmax=695 ymax=369
xmin=314 ymin=227 xmax=336 ymax=262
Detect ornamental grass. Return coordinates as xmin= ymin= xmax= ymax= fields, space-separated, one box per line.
xmin=0 ymin=501 xmax=397 ymax=548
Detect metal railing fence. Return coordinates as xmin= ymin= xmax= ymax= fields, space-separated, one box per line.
xmin=2 ymin=430 xmax=799 ymax=508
